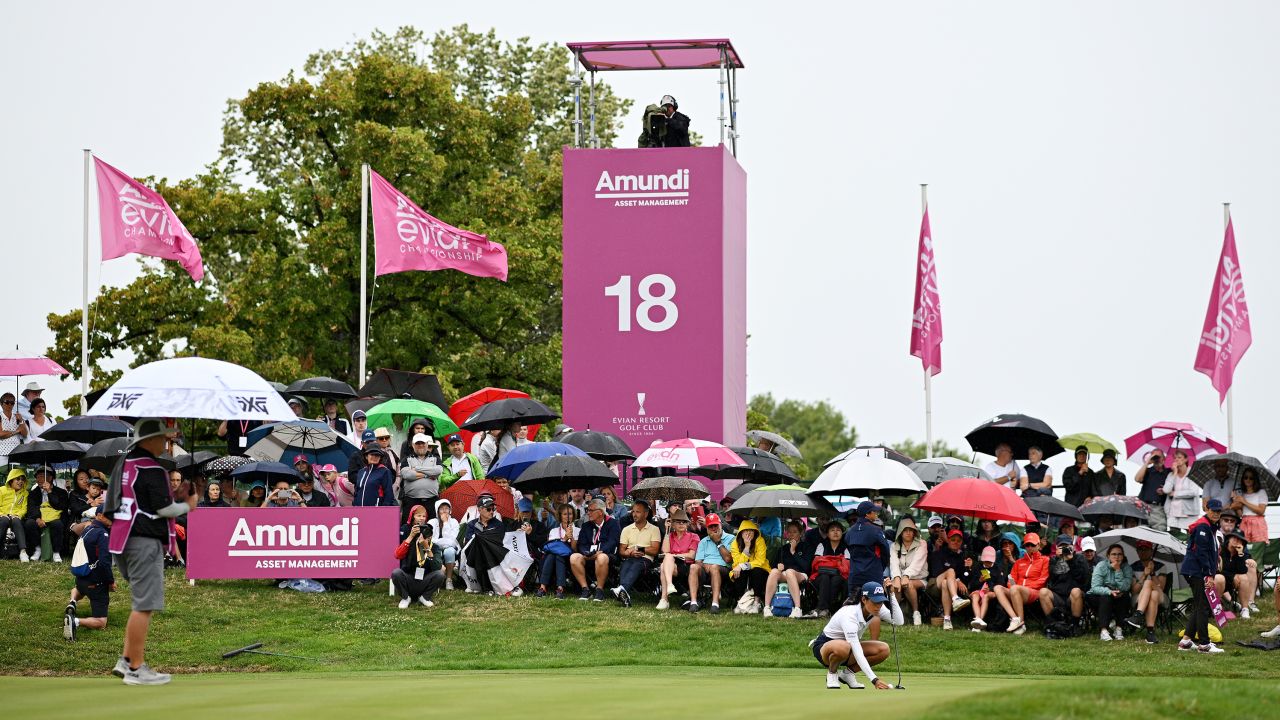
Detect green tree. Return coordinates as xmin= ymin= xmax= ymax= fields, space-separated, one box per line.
xmin=748 ymin=393 xmax=858 ymax=479
xmin=46 ymin=26 xmax=631 ymax=415
xmin=890 ymin=438 xmax=965 ymax=462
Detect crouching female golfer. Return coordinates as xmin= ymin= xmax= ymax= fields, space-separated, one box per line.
xmin=809 ymin=580 xmax=903 ymax=690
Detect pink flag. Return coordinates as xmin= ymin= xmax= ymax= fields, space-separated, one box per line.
xmin=1194 ymin=217 xmax=1251 ymax=403
xmin=369 ymin=170 xmax=507 ymax=281
xmin=910 ymin=207 xmax=943 ymax=375
xmin=94 ymin=158 xmax=204 ymax=282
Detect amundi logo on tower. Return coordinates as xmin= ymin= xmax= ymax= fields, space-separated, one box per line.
xmin=595 ymin=168 xmax=690 ymax=207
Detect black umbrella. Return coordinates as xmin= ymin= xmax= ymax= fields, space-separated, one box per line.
xmin=694 ymin=451 xmax=798 ymax=484
xmin=230 ymin=461 xmax=299 ymax=485
xmin=79 ymin=437 xmax=134 ymax=475
xmin=512 ymin=455 xmax=618 ymax=493
xmin=165 ymin=450 xmax=221 ymax=477
xmin=965 ymin=413 xmax=1065 ymax=459
xmin=356 ymin=369 xmax=449 ymax=411
xmin=203 ymin=455 xmax=255 ymax=479
xmin=629 ymin=475 xmax=710 ymax=502
xmin=724 ymin=482 xmax=765 ymax=503
xmin=1186 ymin=452 xmax=1280 ymax=501
xmin=727 ymin=484 xmax=838 ymax=519
xmin=559 ymin=430 xmax=636 ymax=461
xmin=1080 ymin=495 xmax=1152 ymax=522
xmin=40 ymin=416 xmax=133 ymax=444
xmin=1022 ymin=494 xmax=1086 ymax=522
xmin=286 ymin=377 xmax=357 ymax=399
xmin=9 ymin=440 xmax=86 ymax=465
xmin=460 ymin=398 xmax=560 ymax=432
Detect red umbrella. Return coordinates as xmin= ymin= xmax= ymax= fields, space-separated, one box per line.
xmin=439 ymin=479 xmax=515 ymax=518
xmin=912 ymin=477 xmax=1036 ymax=523
xmin=448 ymin=388 xmax=540 ymax=450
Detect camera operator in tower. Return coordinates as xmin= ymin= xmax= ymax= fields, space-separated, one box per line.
xmin=639 ymin=95 xmax=691 ymax=148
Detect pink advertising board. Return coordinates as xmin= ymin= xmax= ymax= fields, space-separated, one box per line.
xmin=562 ymin=145 xmax=747 ymax=485
xmin=186 ymin=507 xmax=401 ymax=579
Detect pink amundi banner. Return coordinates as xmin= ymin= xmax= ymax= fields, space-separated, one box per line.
xmin=186 ymin=507 xmax=400 ymax=579
xmin=94 ymin=157 xmax=204 ymax=281
xmin=562 ymin=146 xmax=746 ymax=496
xmin=910 ymin=206 xmax=942 ymax=375
xmin=1194 ymin=217 xmax=1251 ymax=404
xmin=369 ymin=169 xmax=508 ymax=281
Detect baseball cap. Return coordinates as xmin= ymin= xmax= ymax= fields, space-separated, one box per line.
xmin=293 ymin=454 xmax=310 ymax=465
xmin=374 ymin=427 xmax=392 ymax=438
xmin=705 ymin=513 xmax=722 ymax=527
xmin=1135 ymin=540 xmax=1154 ymax=550
xmin=980 ymin=546 xmax=997 ymax=563
xmin=412 ymin=433 xmax=431 ymax=445
xmin=352 ymin=410 xmax=367 ymax=420
xmin=927 ymin=514 xmax=943 ymax=528
xmin=1056 ymin=534 xmax=1074 ymax=547
xmin=287 ymin=397 xmax=303 ymax=407
xmin=360 ymin=429 xmax=376 ymax=443
xmin=861 ymin=581 xmax=888 ymax=603
xmin=517 ymin=498 xmax=533 ymax=512
xmin=1022 ymin=532 xmax=1041 ymax=548
xmin=318 ymin=464 xmax=337 ymax=474
xmin=660 ymin=94 xmax=677 ymax=108
xmin=1206 ymin=498 xmax=1224 ymax=512
xmin=477 ymin=493 xmax=496 ymax=509
xmin=445 ymin=433 xmax=464 ymax=445
xmin=88 ymin=476 xmax=107 ymax=487
xmin=1219 ymin=508 xmax=1239 ymax=520
xmin=856 ymin=500 xmax=878 ymax=517
xmin=1080 ymin=536 xmax=1096 ymax=552
xmin=33 ymin=465 xmax=54 ymax=477
xmin=947 ymin=528 xmax=963 ymax=539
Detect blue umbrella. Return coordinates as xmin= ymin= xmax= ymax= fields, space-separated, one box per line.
xmin=243 ymin=419 xmax=359 ymax=467
xmin=229 ymin=461 xmax=299 ymax=486
xmin=488 ymin=442 xmax=588 ymax=480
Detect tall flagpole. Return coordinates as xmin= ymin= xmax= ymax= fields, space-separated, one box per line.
xmin=81 ymin=149 xmax=92 ymax=413
xmin=1224 ymin=202 xmax=1233 ymax=451
xmin=922 ymin=183 xmax=933 ymax=459
xmin=359 ymin=163 xmax=369 ymax=385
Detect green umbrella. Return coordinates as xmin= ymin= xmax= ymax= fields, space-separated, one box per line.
xmin=1057 ymin=432 xmax=1118 ymax=456
xmin=365 ymin=398 xmax=458 ymax=437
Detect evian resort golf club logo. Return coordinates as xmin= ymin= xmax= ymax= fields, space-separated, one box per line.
xmin=595 ymin=168 xmax=690 ymax=207
xmin=612 ymin=392 xmax=669 ymax=436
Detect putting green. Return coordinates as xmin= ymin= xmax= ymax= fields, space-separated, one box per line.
xmin=1 ymin=667 xmax=1015 ymax=718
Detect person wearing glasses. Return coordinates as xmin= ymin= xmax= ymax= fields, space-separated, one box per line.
xmin=0 ymin=393 xmax=28 ymax=467
xmin=1088 ymin=543 xmax=1135 ymax=641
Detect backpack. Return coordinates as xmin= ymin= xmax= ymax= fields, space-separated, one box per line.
xmin=771 ymin=584 xmax=795 ymax=617
xmin=70 ymin=534 xmax=98 ymax=578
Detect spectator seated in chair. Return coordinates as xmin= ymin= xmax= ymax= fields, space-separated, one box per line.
xmin=569 ymin=497 xmax=621 ymax=602
xmin=689 ymin=513 xmax=734 ymax=613
xmin=763 ymin=519 xmax=811 ymax=618
xmin=1123 ymin=539 xmax=1170 ymax=644
xmin=969 ymin=545 xmax=1008 ymax=632
xmin=24 ymin=466 xmax=68 ymax=562
xmin=926 ymin=528 xmax=970 ymax=630
xmin=656 ymin=507 xmax=699 ymax=609
xmin=729 ymin=519 xmax=770 ymax=614
xmin=427 ymin=499 xmax=461 ymax=590
xmin=993 ymin=532 xmax=1049 ymax=635
xmin=1039 ymin=534 xmax=1091 ymax=631
xmin=538 ymin=504 xmax=577 ymax=599
xmin=810 ymin=519 xmax=850 ymax=617
xmin=611 ymin=498 xmax=660 ymax=607
xmin=1088 ymin=543 xmax=1135 ymax=641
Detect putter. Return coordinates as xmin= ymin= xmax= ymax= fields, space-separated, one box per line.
xmin=222 ymin=642 xmax=319 ymax=661
xmin=890 ymin=618 xmax=905 ymax=690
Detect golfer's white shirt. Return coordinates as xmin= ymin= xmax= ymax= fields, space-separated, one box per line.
xmin=821 ymin=599 xmax=902 ymax=681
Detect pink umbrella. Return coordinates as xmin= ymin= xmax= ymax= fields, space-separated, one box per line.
xmin=633 ymin=438 xmax=744 ymax=470
xmin=1124 ymin=421 xmax=1226 ymax=466
xmin=0 ymin=347 xmax=69 ymax=398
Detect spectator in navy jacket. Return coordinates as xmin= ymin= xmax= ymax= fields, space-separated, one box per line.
xmin=845 ymin=501 xmax=891 ymax=599
xmin=353 ymin=447 xmax=396 ymax=507
xmin=570 ymin=498 xmax=621 ymax=601
xmin=1178 ymin=499 xmax=1222 ymax=653
xmin=764 ymin=519 xmax=810 ymax=618
xmin=64 ymin=508 xmax=113 ymax=641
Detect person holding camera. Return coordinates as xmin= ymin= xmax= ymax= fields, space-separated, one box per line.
xmin=261 ymin=479 xmax=304 ymax=508
xmin=393 ymin=504 xmax=445 ymax=608
xmin=637 ymin=95 xmax=691 ymax=148
xmin=1134 ymin=451 xmax=1171 ymax=531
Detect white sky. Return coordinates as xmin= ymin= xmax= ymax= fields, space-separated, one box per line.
xmin=4 ymin=1 xmax=1279 ymax=475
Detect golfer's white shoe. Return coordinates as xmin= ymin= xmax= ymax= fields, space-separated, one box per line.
xmin=826 ymin=672 xmax=841 ymax=689
xmin=112 ymin=656 xmax=129 ymax=678
xmin=122 ymin=664 xmax=171 ymax=686
xmin=837 ymin=667 xmax=864 ymax=689
xmin=398 ymin=598 xmax=411 ymax=609
xmin=1197 ymin=642 xmax=1225 ymax=654
xmin=1260 ymin=625 xmax=1280 ymax=639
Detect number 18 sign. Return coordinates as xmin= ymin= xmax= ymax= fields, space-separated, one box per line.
xmin=562 ymin=146 xmax=747 ymax=453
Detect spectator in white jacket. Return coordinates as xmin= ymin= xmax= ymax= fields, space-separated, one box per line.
xmin=889 ymin=516 xmax=928 ymax=625
xmin=427 ymin=498 xmax=461 ymax=590
xmin=1161 ymin=450 xmax=1200 ymax=532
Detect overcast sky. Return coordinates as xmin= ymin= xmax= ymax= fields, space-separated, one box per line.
xmin=4 ymin=2 xmax=1278 ymax=473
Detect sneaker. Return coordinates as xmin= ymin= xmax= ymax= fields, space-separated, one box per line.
xmin=912 ymin=611 xmax=922 ymax=626
xmin=535 ymin=588 xmax=548 ymax=598
xmin=465 ymin=587 xmax=479 ymax=594
xmin=1013 ymin=623 xmax=1026 ymax=636
xmin=19 ymin=550 xmax=29 ymax=563
xmin=942 ymin=617 xmax=953 ymax=631
xmin=1261 ymin=625 xmax=1280 ymax=639
xmin=1241 ymin=607 xmax=1251 ymax=620
xmin=666 ymin=582 xmax=677 ymax=595
xmin=510 ymin=587 xmax=523 ymax=597
xmin=53 ymin=553 xmax=63 ymax=563
xmin=1006 ymin=616 xmax=1024 ymax=633
xmin=1113 ymin=626 xmax=1124 ymax=641
xmin=1146 ymin=629 xmax=1158 ymax=644
xmin=122 ymin=663 xmax=172 ymax=686
xmin=593 ymin=589 xmax=606 ymax=602
xmin=1177 ymin=637 xmax=1195 ymax=651
xmin=971 ymin=627 xmax=982 ymax=633
xmin=709 ymin=603 xmax=720 ymax=614
xmin=656 ymin=598 xmax=670 ymax=610
xmin=969 ymin=618 xmax=985 ymax=629
xmin=837 ymin=667 xmax=864 ymax=689
xmin=1249 ymin=602 xmax=1260 ymax=614
xmin=613 ymin=586 xmax=631 ymax=607
xmin=419 ymin=597 xmax=433 ymax=607
xmin=112 ymin=657 xmax=129 ymax=678
xmin=398 ymin=598 xmax=411 ymax=609
xmin=826 ymin=672 xmax=841 ymax=690
xmin=63 ymin=607 xmax=76 ymax=642
xmin=1197 ymin=642 xmax=1225 ymax=654
xmin=445 ymin=579 xmax=454 ymax=590
xmin=1124 ymin=612 xmax=1144 ymax=630
xmin=688 ymin=602 xmax=700 ymax=613
xmin=952 ymin=596 xmax=970 ymax=612
xmin=763 ymin=606 xmax=772 ymax=618
xmin=816 ymin=609 xmax=829 ymax=618
xmin=31 ymin=548 xmax=41 ymax=562
xmin=790 ymin=607 xmax=804 ymax=619
xmin=555 ymin=588 xmax=565 ymax=600
xmin=579 ymin=588 xmax=591 ymax=601
xmin=1100 ymin=629 xmax=1112 ymax=642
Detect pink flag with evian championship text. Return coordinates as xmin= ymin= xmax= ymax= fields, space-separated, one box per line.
xmin=94 ymin=157 xmax=204 ymax=282
xmin=910 ymin=206 xmax=943 ymax=375
xmin=369 ymin=169 xmax=507 ymax=281
xmin=1195 ymin=217 xmax=1251 ymax=404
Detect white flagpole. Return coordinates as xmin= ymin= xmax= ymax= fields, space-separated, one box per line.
xmin=359 ymin=163 xmax=369 ymax=386
xmin=922 ymin=183 xmax=933 ymax=459
xmin=81 ymin=149 xmax=92 ymax=413
xmin=1224 ymin=202 xmax=1233 ymax=451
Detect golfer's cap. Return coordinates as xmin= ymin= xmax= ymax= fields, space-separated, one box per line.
xmin=360 ymin=430 xmax=376 ymax=442
xmin=133 ymin=417 xmax=179 ymax=442
xmin=947 ymin=529 xmax=963 ymax=539
xmin=1206 ymin=498 xmax=1224 ymax=512
xmin=980 ymin=546 xmax=997 ymax=563
xmin=352 ymin=410 xmax=367 ymax=420
xmin=1056 ymin=534 xmax=1074 ymax=548
xmin=318 ymin=464 xmax=337 ymax=473
xmin=856 ymin=500 xmax=878 ymax=516
xmin=445 ymin=433 xmax=464 ymax=445
xmin=705 ymin=513 xmax=722 ymax=527
xmin=374 ymin=427 xmax=392 ymax=438
xmin=412 ymin=433 xmax=431 ymax=445
xmin=1022 ymin=532 xmax=1041 ymax=548
xmin=1080 ymin=537 xmax=1096 ymax=551
xmin=293 ymin=454 xmax=309 ymax=465
xmin=23 ymin=381 xmax=44 ymax=392
xmin=861 ymin=581 xmax=888 ymax=603
xmin=517 ymin=498 xmax=533 ymax=512
xmin=1136 ymin=540 xmax=1154 ymax=550
xmin=287 ymin=397 xmax=304 ymax=407
xmin=927 ymin=514 xmax=944 ymax=528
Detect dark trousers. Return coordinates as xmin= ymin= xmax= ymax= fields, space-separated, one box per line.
xmin=815 ymin=572 xmax=847 ymax=612
xmin=1184 ymin=574 xmax=1211 ymax=645
xmin=392 ymin=568 xmax=445 ymax=602
xmin=732 ymin=567 xmax=769 ymax=601
xmin=0 ymin=516 xmax=27 ymax=550
xmin=539 ymin=554 xmax=568 ymax=589
xmin=23 ymin=518 xmax=64 ymax=555
xmin=619 ymin=557 xmax=653 ymax=591
xmin=1093 ymin=592 xmax=1131 ymax=628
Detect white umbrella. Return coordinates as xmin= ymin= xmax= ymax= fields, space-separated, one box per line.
xmin=1092 ymin=526 xmax=1188 ymax=589
xmin=744 ymin=430 xmax=802 ymax=459
xmin=86 ymin=357 xmax=293 ymax=421
xmin=825 ymin=445 xmax=913 ymax=467
xmin=1267 ymin=449 xmax=1280 ymax=476
xmin=808 ymin=456 xmax=928 ymax=497
xmin=909 ymin=456 xmax=993 ymax=486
